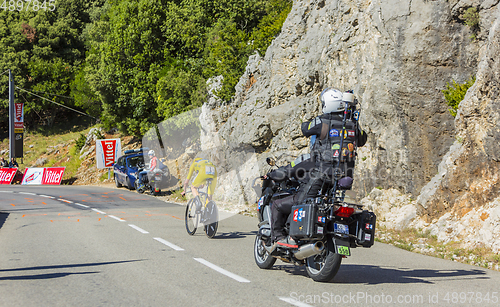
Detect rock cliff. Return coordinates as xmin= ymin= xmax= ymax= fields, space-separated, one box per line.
xmin=201 ymin=0 xmax=500 ymax=251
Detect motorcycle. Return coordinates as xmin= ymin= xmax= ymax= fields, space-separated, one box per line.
xmin=253 ymin=157 xmax=376 ymax=282
xmin=135 ymin=163 xmax=170 ymax=196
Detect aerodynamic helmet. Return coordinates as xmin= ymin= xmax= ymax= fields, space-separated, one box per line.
xmin=148 ymin=150 xmax=155 ymax=156
xmin=320 ymin=88 xmax=344 ymax=113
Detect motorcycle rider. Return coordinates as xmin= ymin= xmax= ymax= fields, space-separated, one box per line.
xmin=137 ymin=149 xmax=158 ymax=190
xmin=271 ymin=88 xmax=367 ymax=249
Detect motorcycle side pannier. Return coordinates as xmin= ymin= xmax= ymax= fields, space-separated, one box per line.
xmin=289 ymin=202 xmax=322 ymax=239
xmin=356 ymin=210 xmax=376 ymax=247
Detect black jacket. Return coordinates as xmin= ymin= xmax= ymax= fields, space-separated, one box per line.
xmin=301 ymin=112 xmax=367 ymax=166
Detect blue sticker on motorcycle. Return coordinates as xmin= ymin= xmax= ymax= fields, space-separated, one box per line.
xmin=257 ymin=197 xmax=264 ymax=209
xmin=329 ymin=129 xmax=339 ymax=137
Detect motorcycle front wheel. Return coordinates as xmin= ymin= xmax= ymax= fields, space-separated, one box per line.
xmin=134 ymin=179 xmax=145 ymax=194
xmin=254 ymin=236 xmax=276 ymax=269
xmin=305 ymin=238 xmax=342 ymax=282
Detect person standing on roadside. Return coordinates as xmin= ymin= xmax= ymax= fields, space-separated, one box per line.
xmin=9 ymin=158 xmax=19 ymax=168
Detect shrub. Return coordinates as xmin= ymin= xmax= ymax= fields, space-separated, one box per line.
xmin=441 ymin=76 xmax=476 ymax=117
xmin=75 ymin=133 xmax=87 ymax=152
xmin=464 ymin=7 xmax=480 ymax=29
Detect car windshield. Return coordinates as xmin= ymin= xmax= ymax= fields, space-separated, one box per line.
xmin=127 ymin=155 xmax=144 ymax=168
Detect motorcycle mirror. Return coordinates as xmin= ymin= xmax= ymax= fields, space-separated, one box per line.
xmin=266 ymin=157 xmax=276 ymax=166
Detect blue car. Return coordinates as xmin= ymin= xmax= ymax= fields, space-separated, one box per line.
xmin=113 ymin=148 xmax=146 ymax=190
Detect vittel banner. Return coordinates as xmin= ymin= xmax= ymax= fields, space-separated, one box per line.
xmin=0 ymin=168 xmax=17 ymax=184
xmin=42 ymin=167 xmax=65 ymax=185
xmin=96 ymin=139 xmax=121 ymax=169
xmin=22 ymin=167 xmax=65 ymax=185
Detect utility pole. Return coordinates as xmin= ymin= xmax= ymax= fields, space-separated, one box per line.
xmin=8 ymin=69 xmax=14 ymax=160
xmin=8 ymin=69 xmax=23 ymax=161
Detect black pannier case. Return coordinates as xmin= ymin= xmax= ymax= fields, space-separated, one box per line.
xmin=289 ymin=203 xmax=321 ymax=239
xmin=356 ymin=210 xmax=376 ymax=247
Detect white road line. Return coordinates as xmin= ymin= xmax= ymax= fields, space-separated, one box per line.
xmin=58 ymin=198 xmax=73 ymax=203
xmin=39 ymin=195 xmax=55 ymax=198
xmin=74 ymin=203 xmax=90 ymax=208
xmin=0 ymin=191 xmax=13 ymax=193
xmin=153 ymin=237 xmax=184 ymax=251
xmin=193 ymin=258 xmax=250 ymax=283
xmin=108 ymin=215 xmax=126 ymax=222
xmin=128 ymin=224 xmax=149 ymax=234
xmin=19 ymin=192 xmax=36 ymax=195
xmin=92 ymin=208 xmax=106 ymax=214
xmin=278 ymin=297 xmax=314 ymax=307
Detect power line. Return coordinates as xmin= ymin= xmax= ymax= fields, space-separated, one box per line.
xmin=32 ymin=90 xmax=74 ymax=100
xmin=16 ymin=86 xmax=99 ymax=121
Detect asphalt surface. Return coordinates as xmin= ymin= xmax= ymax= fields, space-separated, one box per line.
xmin=1 ymin=185 xmax=500 ymax=307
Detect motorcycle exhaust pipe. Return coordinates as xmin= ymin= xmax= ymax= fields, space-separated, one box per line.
xmin=293 ymin=241 xmax=325 ymax=260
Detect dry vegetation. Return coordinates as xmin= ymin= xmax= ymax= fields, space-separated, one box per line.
xmin=376 ymin=226 xmax=500 ymax=272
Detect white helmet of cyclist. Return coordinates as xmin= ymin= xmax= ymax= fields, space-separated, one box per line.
xmin=148 ymin=149 xmax=155 ymax=157
xmin=320 ymin=88 xmax=344 ymax=113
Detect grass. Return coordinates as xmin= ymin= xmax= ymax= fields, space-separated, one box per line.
xmin=376 ymin=225 xmax=500 ymax=271
xmin=99 ymin=170 xmax=113 ymax=182
xmin=170 ymin=189 xmax=187 ymax=201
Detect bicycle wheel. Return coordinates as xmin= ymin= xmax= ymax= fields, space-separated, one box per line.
xmin=185 ymin=198 xmax=199 ymax=235
xmin=204 ymin=201 xmax=218 ymax=238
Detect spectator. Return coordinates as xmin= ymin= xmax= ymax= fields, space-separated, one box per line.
xmin=0 ymin=157 xmax=8 ymax=167
xmin=9 ymin=158 xmax=19 ymax=168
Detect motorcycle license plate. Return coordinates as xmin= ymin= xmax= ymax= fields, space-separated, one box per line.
xmin=155 ymin=175 xmax=161 ymax=180
xmin=257 ymin=196 xmax=264 ymax=209
xmin=336 ymin=245 xmax=350 ymax=256
xmin=334 ymin=223 xmax=349 ymax=234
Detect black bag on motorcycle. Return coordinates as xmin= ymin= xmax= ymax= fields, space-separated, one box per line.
xmin=289 ymin=202 xmax=323 ymax=239
xmin=357 ymin=210 xmax=376 ymax=247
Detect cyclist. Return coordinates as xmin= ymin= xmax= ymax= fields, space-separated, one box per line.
xmin=181 ymin=157 xmax=217 ymax=202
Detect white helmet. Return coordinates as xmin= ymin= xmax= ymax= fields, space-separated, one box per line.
xmin=148 ymin=150 xmax=155 ymax=156
xmin=320 ymin=88 xmax=344 ymax=113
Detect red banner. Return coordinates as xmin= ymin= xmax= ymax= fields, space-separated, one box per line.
xmin=41 ymin=167 xmax=65 ymax=185
xmin=101 ymin=139 xmax=117 ymax=168
xmin=0 ymin=168 xmax=17 ymax=184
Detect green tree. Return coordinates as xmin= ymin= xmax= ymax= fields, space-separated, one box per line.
xmin=0 ymin=0 xmax=105 ymax=131
xmin=84 ymin=0 xmax=292 ymax=136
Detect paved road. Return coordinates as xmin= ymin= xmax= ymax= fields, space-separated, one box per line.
xmin=1 ymin=185 xmax=499 ymax=307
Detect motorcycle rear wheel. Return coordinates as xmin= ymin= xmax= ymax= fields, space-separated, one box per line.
xmin=254 ymin=236 xmax=276 ymax=269
xmin=185 ymin=198 xmax=199 ymax=235
xmin=305 ymin=238 xmax=342 ymax=282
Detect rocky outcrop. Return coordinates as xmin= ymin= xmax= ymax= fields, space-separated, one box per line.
xmin=200 ymin=0 xmax=500 ymax=250
xmin=411 ymin=4 xmax=500 ymax=252
xmin=206 ymin=0 xmax=491 ymax=198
